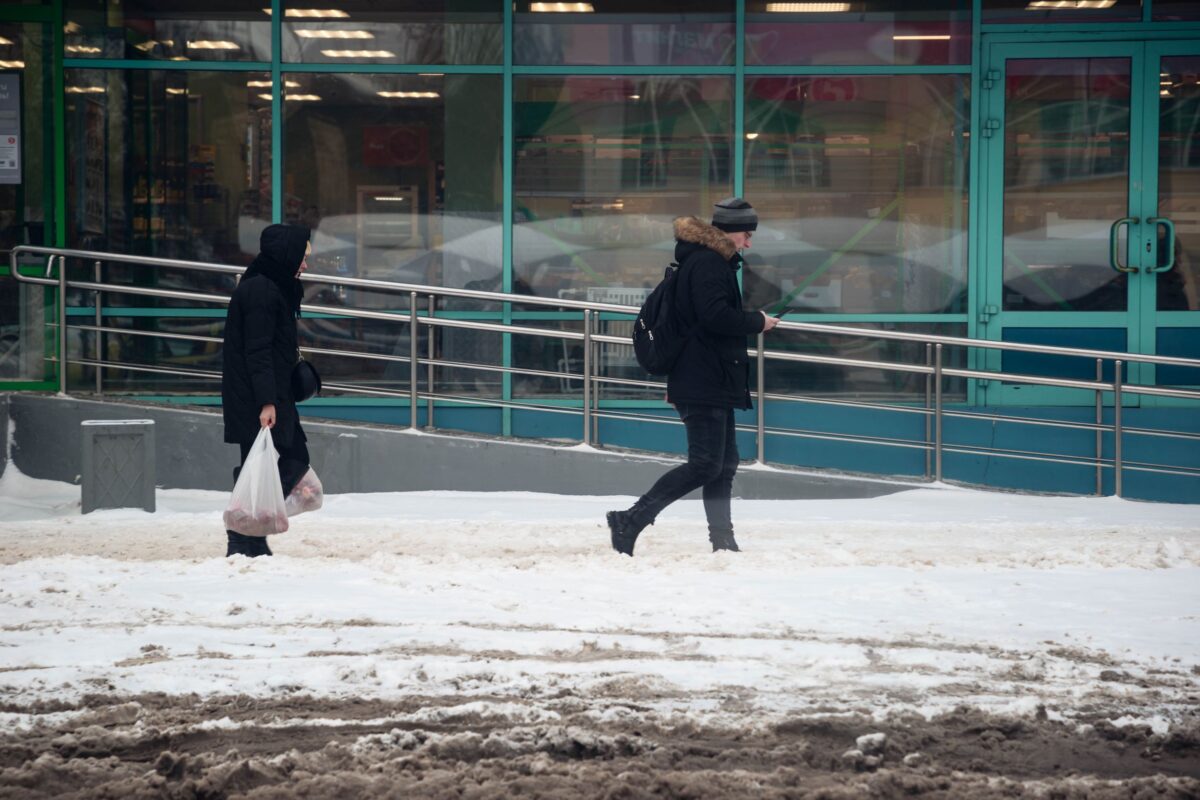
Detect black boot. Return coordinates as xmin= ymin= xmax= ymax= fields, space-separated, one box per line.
xmin=226 ymin=531 xmax=255 ymax=557
xmin=710 ymin=530 xmax=740 ymax=553
xmin=606 ymin=502 xmax=652 ymax=557
xmin=249 ymin=537 xmax=273 ymax=557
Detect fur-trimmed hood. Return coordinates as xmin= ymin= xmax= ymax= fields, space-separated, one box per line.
xmin=673 ymin=216 xmax=737 ymax=261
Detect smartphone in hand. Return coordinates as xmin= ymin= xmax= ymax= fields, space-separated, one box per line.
xmin=773 ymin=307 xmax=791 ymax=319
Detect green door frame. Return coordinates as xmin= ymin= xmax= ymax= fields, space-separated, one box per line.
xmin=975 ymin=33 xmax=1200 ymax=406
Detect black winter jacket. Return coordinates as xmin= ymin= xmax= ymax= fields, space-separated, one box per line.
xmin=222 ymin=224 xmax=310 ymax=447
xmin=666 ymin=216 xmax=766 ymax=410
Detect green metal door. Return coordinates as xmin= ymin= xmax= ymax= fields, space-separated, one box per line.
xmin=979 ymin=39 xmax=1148 ymax=405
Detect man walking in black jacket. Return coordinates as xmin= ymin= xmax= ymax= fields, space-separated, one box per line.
xmin=607 ymin=198 xmax=778 ymax=556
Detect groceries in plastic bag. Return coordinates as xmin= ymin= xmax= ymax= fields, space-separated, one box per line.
xmin=223 ymin=427 xmax=289 ymax=537
xmin=285 ymin=467 xmax=323 ymax=517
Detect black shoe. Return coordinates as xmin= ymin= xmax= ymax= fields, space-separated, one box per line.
xmin=251 ymin=537 xmax=273 ymax=557
xmin=710 ymin=532 xmax=740 ymax=553
xmin=606 ymin=510 xmax=646 ymax=557
xmin=226 ymin=531 xmax=272 ymax=558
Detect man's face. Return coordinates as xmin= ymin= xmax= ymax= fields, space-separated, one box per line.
xmin=727 ymin=230 xmax=753 ymax=251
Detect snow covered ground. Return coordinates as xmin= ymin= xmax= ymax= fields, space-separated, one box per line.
xmin=1 ymin=464 xmax=1198 ymax=798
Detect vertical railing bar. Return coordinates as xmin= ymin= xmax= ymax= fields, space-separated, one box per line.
xmin=1114 ymin=359 xmax=1124 ymax=498
xmin=924 ymin=342 xmax=933 ymax=480
xmin=427 ymin=294 xmax=435 ymax=429
xmin=58 ymin=255 xmax=68 ymax=395
xmin=756 ymin=330 xmax=766 ymax=464
xmin=94 ymin=260 xmax=102 ymax=395
xmin=1095 ymin=359 xmax=1103 ymax=496
xmin=934 ymin=343 xmax=944 ymax=483
xmin=582 ymin=309 xmax=592 ymax=446
xmin=409 ymin=291 xmax=419 ymax=430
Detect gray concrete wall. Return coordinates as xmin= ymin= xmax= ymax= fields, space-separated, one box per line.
xmin=3 ymin=394 xmax=911 ymax=500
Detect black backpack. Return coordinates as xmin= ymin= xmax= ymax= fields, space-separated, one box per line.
xmin=632 ymin=263 xmax=690 ymax=376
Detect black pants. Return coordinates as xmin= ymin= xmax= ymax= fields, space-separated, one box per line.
xmin=637 ymin=403 xmax=738 ymax=537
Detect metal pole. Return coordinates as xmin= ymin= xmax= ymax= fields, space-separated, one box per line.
xmin=934 ymin=343 xmax=944 ymax=483
xmin=1113 ymin=359 xmax=1124 ymax=498
xmin=592 ymin=328 xmax=600 ymax=446
xmin=58 ymin=256 xmax=68 ymax=395
xmin=924 ymin=343 xmax=933 ymax=479
xmin=1095 ymin=359 xmax=1103 ymax=496
xmin=756 ymin=330 xmax=766 ymax=464
xmin=426 ymin=294 xmax=435 ymax=429
xmin=94 ymin=260 xmax=103 ymax=395
xmin=582 ymin=309 xmax=592 ymax=446
xmin=409 ymin=291 xmax=419 ymax=430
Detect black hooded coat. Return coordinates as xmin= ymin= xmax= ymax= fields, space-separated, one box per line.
xmin=666 ymin=217 xmax=766 ymax=410
xmin=222 ymin=224 xmax=310 ymax=448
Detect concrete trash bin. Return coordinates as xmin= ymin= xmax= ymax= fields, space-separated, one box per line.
xmin=81 ymin=419 xmax=156 ymax=513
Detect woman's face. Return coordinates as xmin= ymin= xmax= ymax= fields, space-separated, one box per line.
xmin=298 ymin=241 xmax=311 ymax=277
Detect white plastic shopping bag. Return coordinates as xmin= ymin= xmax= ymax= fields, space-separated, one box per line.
xmin=223 ymin=427 xmax=289 ymax=537
xmin=285 ymin=467 xmax=323 ymax=517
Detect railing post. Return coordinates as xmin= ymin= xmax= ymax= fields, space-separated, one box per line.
xmin=756 ymin=330 xmax=765 ymax=464
xmin=1095 ymin=359 xmax=1103 ymax=496
xmin=409 ymin=291 xmax=419 ymax=430
xmin=58 ymin=255 xmax=68 ymax=395
xmin=427 ymin=294 xmax=436 ymax=429
xmin=582 ymin=309 xmax=592 ymax=446
xmin=934 ymin=343 xmax=944 ymax=483
xmin=1113 ymin=359 xmax=1124 ymax=498
xmin=924 ymin=343 xmax=933 ymax=480
xmin=94 ymin=260 xmax=103 ymax=395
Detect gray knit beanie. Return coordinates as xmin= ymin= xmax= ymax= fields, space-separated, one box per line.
xmin=711 ymin=197 xmax=758 ymax=233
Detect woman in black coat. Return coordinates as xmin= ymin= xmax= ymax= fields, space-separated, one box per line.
xmin=221 ymin=224 xmax=312 ymax=557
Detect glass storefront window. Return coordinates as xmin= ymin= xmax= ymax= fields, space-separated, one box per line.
xmin=1156 ymin=56 xmax=1200 ymax=312
xmin=983 ymin=0 xmax=1142 ymax=24
xmin=514 ymin=75 xmax=733 ymax=300
xmin=514 ymin=1 xmax=735 ymax=66
xmin=1155 ymin=1 xmax=1200 ymax=21
xmin=64 ymin=1 xmax=271 ymax=62
xmin=743 ymin=75 xmax=969 ymax=315
xmin=0 ymin=23 xmax=49 ymax=253
xmin=282 ymin=1 xmax=502 ymax=65
xmin=745 ymin=1 xmax=970 ymax=67
xmin=65 ymin=69 xmax=272 ymax=268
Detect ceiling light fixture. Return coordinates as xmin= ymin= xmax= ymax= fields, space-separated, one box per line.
xmin=295 ymin=29 xmax=374 ymax=38
xmin=0 ymin=60 xmax=26 ymax=69
xmin=530 ymin=2 xmax=595 ymax=11
xmin=286 ymin=94 xmax=322 ymax=101
xmin=166 ymin=87 xmax=187 ymax=95
xmin=247 ymin=80 xmax=301 ymax=87
xmin=1025 ymin=0 xmax=1117 ymax=9
xmin=893 ymin=34 xmax=951 ymax=40
xmin=264 ymin=8 xmax=351 ymax=17
xmin=0 ymin=36 xmax=14 ymax=45
xmin=765 ymin=3 xmax=851 ymax=11
xmin=188 ymin=40 xmax=240 ymax=50
xmin=321 ymin=49 xmax=395 ymax=57
xmin=745 ymin=132 xmax=760 ymax=139
xmin=376 ymin=91 xmax=441 ymax=98
xmin=65 ymin=45 xmax=103 ymax=54
xmin=66 ymin=86 xmax=106 ymax=94
xmin=374 ymin=196 xmax=407 ymax=202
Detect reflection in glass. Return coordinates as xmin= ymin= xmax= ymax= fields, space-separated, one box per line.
xmin=65 ymin=69 xmax=271 ymax=268
xmin=282 ymin=1 xmax=502 ymax=64
xmin=745 ymin=1 xmax=970 ymax=66
xmin=1154 ymin=1 xmax=1200 ymax=20
xmin=0 ymin=23 xmax=49 ymax=253
xmin=743 ymin=75 xmax=969 ymax=315
xmin=1001 ymin=58 xmax=1131 ymax=312
xmin=763 ymin=324 xmax=967 ymax=399
xmin=1157 ymin=57 xmax=1200 ymax=312
xmin=64 ymin=1 xmax=271 ymax=61
xmin=513 ymin=76 xmax=732 ymax=299
xmin=983 ymin=0 xmax=1142 ymax=24
xmin=514 ymin=1 xmax=734 ymax=66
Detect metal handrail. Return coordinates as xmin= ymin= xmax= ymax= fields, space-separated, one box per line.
xmin=9 ymin=244 xmax=1200 ymax=498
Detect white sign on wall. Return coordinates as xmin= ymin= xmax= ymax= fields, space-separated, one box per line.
xmin=0 ymin=73 xmax=20 ymax=185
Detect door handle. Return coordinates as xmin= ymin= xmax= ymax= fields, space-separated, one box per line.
xmin=1147 ymin=217 xmax=1175 ymax=273
xmin=1109 ymin=217 xmax=1139 ymax=273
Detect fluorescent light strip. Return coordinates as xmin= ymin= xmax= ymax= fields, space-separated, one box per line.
xmin=893 ymin=34 xmax=951 ymax=40
xmin=166 ymin=87 xmax=187 ymax=95
xmin=295 ymin=29 xmax=374 ymax=39
xmin=1025 ymin=0 xmax=1117 ymax=8
xmin=247 ymin=80 xmax=301 ymax=88
xmin=263 ymin=7 xmax=351 ymax=17
xmin=321 ymin=49 xmax=395 ymax=57
xmin=259 ymin=93 xmax=322 ymax=101
xmin=66 ymin=86 xmax=106 ymax=94
xmin=0 ymin=60 xmax=26 ymax=69
xmin=765 ymin=2 xmax=851 ymax=11
xmin=65 ymin=45 xmax=103 ymax=54
xmin=0 ymin=36 xmax=14 ymax=45
xmin=530 ymin=2 xmax=595 ymax=11
xmin=188 ymin=40 xmax=240 ymax=50
xmin=377 ymin=91 xmax=440 ymax=98
xmin=374 ymin=196 xmax=407 ymax=202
